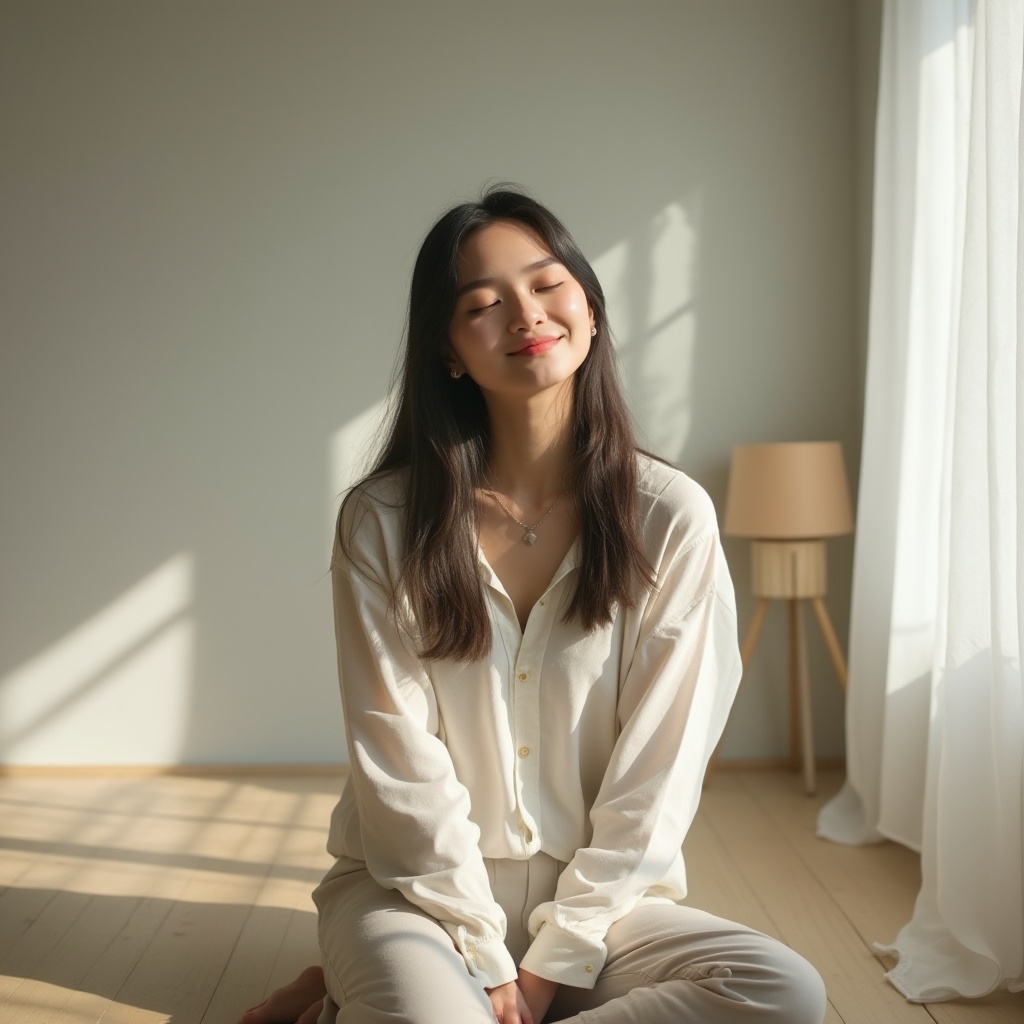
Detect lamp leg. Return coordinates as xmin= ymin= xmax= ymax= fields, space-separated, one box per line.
xmin=810 ymin=596 xmax=848 ymax=691
xmin=787 ymin=600 xmax=800 ymax=771
xmin=740 ymin=599 xmax=770 ymax=666
xmin=794 ymin=600 xmax=816 ymax=795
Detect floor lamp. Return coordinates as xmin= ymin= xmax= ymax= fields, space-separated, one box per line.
xmin=719 ymin=441 xmax=854 ymax=795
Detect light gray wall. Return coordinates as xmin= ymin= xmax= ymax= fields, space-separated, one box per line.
xmin=0 ymin=1 xmax=863 ymax=766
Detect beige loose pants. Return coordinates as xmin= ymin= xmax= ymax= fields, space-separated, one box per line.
xmin=312 ymin=853 xmax=826 ymax=1024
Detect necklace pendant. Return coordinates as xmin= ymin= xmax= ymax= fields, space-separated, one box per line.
xmin=523 ymin=529 xmax=538 ymax=545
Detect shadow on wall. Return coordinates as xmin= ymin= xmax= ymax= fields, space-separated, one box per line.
xmin=0 ymin=557 xmax=196 ymax=764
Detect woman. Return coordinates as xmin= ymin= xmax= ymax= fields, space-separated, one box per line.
xmin=242 ymin=187 xmax=826 ymax=1024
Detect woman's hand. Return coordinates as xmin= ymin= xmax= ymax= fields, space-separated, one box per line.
xmin=486 ymin=980 xmax=535 ymax=1024
xmin=517 ymin=969 xmax=559 ymax=1023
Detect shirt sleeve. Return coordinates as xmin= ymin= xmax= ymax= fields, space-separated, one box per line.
xmin=330 ymin=494 xmax=519 ymax=990
xmin=520 ymin=516 xmax=743 ymax=988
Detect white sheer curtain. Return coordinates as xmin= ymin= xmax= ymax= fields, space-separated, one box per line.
xmin=816 ymin=0 xmax=1023 ymax=1002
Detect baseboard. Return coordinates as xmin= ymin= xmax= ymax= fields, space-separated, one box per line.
xmin=0 ymin=762 xmax=350 ymax=778
xmin=713 ymin=756 xmax=845 ymax=772
xmin=0 ymin=758 xmax=844 ymax=778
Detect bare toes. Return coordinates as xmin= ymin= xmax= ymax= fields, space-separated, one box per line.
xmin=296 ymin=1000 xmax=325 ymax=1024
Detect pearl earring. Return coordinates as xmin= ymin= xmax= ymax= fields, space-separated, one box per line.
xmin=450 ymin=368 xmax=462 ymax=379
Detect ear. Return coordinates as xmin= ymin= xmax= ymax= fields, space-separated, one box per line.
xmin=589 ymin=307 xmax=596 ymax=335
xmin=445 ymin=347 xmax=466 ymax=379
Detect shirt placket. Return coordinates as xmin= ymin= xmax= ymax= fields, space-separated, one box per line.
xmin=477 ymin=545 xmax=578 ymax=857
xmin=510 ymin=612 xmax=544 ymax=853
xmin=510 ymin=558 xmax=578 ymax=854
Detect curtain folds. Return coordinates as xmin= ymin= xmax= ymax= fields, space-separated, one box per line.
xmin=816 ymin=0 xmax=1023 ymax=1002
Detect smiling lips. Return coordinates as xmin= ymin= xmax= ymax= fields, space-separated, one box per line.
xmin=510 ymin=335 xmax=561 ymax=357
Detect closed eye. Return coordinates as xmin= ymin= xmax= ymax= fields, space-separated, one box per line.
xmin=537 ymin=282 xmax=563 ymax=292
xmin=468 ymin=300 xmax=500 ymax=314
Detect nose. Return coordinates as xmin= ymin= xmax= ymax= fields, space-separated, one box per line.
xmin=507 ymin=290 xmax=546 ymax=332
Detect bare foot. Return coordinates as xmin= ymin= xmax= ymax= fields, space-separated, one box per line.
xmin=294 ymin=1001 xmax=325 ymax=1024
xmin=239 ymin=965 xmax=327 ymax=1024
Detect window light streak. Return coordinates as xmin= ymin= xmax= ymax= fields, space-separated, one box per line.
xmin=592 ymin=199 xmax=700 ymax=460
xmin=0 ymin=554 xmax=195 ymax=765
xmin=327 ymin=398 xmax=389 ymax=544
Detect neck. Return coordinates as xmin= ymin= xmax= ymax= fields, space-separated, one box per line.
xmin=482 ymin=385 xmax=573 ymax=502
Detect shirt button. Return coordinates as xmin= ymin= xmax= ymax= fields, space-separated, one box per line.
xmin=585 ymin=964 xmax=595 ymax=973
xmin=518 ymin=746 xmax=530 ymax=757
xmin=517 ymin=672 xmax=529 ymax=681
xmin=539 ymin=599 xmax=546 ymax=606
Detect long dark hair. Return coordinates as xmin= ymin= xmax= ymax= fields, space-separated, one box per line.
xmin=342 ymin=185 xmax=652 ymax=661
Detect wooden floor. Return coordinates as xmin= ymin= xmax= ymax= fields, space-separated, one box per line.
xmin=0 ymin=768 xmax=1019 ymax=1024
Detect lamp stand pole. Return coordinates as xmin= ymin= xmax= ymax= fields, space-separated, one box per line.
xmin=708 ymin=539 xmax=847 ymax=795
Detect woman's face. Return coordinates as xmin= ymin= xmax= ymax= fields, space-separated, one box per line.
xmin=447 ymin=220 xmax=594 ymax=400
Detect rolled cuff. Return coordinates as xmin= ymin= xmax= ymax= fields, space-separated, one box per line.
xmin=449 ymin=926 xmax=518 ymax=990
xmin=519 ymin=922 xmax=608 ymax=989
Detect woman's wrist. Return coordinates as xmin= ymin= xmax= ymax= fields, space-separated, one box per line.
xmin=517 ymin=968 xmax=559 ymax=1022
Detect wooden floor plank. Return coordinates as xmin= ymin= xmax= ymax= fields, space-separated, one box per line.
xmin=206 ymin=783 xmax=336 ymax=1022
xmin=99 ymin=786 xmax=279 ymax=1024
xmin=59 ymin=894 xmax=181 ymax=1024
xmin=925 ymin=992 xmax=1023 ymax=1024
xmin=1 ymin=888 xmax=142 ymax=1022
xmin=682 ymin=808 xmax=782 ymax=938
xmin=99 ymin=891 xmax=251 ymax=1024
xmin=200 ymin=904 xmax=302 ymax=1024
xmin=200 ymin=847 xmax=329 ymax=1022
xmin=0 ymin=885 xmax=63 ymax=965
xmin=6 ymin=980 xmax=164 ymax=1024
xmin=738 ymin=769 xmax=921 ymax=947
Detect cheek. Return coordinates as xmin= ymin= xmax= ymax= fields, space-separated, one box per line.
xmin=448 ymin=318 xmax=478 ymax=351
xmin=560 ymin=286 xmax=591 ymax=321
xmin=450 ymin=323 xmax=483 ymax=358
xmin=448 ymin=324 xmax=494 ymax=375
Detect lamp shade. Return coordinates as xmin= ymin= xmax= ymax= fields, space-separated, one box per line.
xmin=723 ymin=441 xmax=853 ymax=539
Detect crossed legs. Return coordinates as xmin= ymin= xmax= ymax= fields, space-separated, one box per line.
xmin=302 ymin=869 xmax=825 ymax=1024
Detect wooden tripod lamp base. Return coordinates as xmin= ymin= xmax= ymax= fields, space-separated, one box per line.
xmin=742 ymin=540 xmax=847 ymax=795
xmin=716 ymin=441 xmax=855 ymax=797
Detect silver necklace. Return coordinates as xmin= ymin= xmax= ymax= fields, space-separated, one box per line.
xmin=488 ymin=488 xmax=565 ymax=545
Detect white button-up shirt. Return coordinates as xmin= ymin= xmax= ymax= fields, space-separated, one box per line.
xmin=321 ymin=455 xmax=742 ymax=991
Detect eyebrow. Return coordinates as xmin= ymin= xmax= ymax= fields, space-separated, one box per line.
xmin=455 ymin=257 xmax=563 ymax=299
